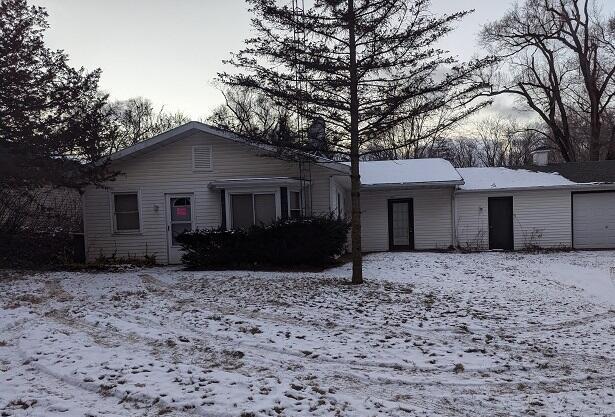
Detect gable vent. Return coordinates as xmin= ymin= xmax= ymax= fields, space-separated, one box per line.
xmin=192 ymin=145 xmax=213 ymax=171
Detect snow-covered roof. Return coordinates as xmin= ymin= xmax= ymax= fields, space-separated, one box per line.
xmin=344 ymin=158 xmax=463 ymax=187
xmin=457 ymin=167 xmax=576 ymax=191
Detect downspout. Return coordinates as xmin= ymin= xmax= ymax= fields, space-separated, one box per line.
xmin=451 ymin=187 xmax=457 ymax=249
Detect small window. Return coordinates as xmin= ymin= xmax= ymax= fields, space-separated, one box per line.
xmin=113 ymin=193 xmax=140 ymax=232
xmin=192 ymin=145 xmax=213 ymax=170
xmin=289 ymin=191 xmax=301 ymax=218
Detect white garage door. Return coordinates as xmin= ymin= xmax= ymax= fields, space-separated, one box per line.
xmin=573 ymin=192 xmax=615 ymax=249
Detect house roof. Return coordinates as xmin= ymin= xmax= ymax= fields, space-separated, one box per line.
xmin=458 ymin=161 xmax=615 ymax=192
xmin=346 ymin=158 xmax=464 ymax=188
xmin=105 ymin=121 xmax=350 ymax=174
xmin=457 ymin=167 xmax=576 ymax=191
xmin=520 ymin=161 xmax=615 ymax=184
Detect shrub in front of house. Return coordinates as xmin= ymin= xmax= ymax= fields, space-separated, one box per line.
xmin=177 ymin=215 xmax=350 ymax=269
xmin=0 ymin=230 xmax=84 ymax=268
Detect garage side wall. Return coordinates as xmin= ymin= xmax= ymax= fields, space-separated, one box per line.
xmin=361 ymin=188 xmax=454 ymax=252
xmin=83 ymin=132 xmax=338 ymax=264
xmin=455 ymin=189 xmax=572 ymax=250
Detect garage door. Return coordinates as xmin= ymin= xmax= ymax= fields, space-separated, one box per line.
xmin=573 ymin=192 xmax=615 ymax=249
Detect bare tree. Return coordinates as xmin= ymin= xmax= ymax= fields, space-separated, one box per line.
xmin=220 ymin=0 xmax=490 ymax=284
xmin=469 ymin=117 xmax=541 ymax=166
xmin=105 ymin=97 xmax=189 ymax=153
xmin=481 ymin=0 xmax=615 ymax=161
xmin=208 ymin=86 xmax=300 ymax=149
xmin=544 ymin=0 xmax=615 ymax=159
xmin=363 ymin=103 xmax=470 ymax=160
xmin=480 ymin=0 xmax=579 ymax=161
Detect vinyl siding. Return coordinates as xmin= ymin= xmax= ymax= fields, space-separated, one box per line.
xmin=83 ymin=131 xmax=339 ymax=263
xmin=572 ymin=191 xmax=615 ymax=249
xmin=360 ymin=188 xmax=454 ymax=252
xmin=455 ymin=189 xmax=572 ymax=250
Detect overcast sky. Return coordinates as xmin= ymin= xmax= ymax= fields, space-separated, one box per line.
xmin=34 ymin=0 xmax=614 ymax=123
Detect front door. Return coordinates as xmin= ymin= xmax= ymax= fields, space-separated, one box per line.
xmin=388 ymin=199 xmax=414 ymax=251
xmin=166 ymin=194 xmax=194 ymax=264
xmin=488 ymin=197 xmax=514 ymax=250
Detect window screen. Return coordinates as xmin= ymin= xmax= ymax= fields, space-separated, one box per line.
xmin=254 ymin=194 xmax=276 ymax=225
xmin=231 ymin=194 xmax=254 ymax=229
xmin=114 ymin=193 xmax=140 ymax=231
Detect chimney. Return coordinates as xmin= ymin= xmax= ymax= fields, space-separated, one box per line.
xmin=532 ymin=149 xmax=550 ymax=166
xmin=307 ymin=117 xmax=326 ymax=151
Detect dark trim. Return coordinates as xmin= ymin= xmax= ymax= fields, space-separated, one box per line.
xmin=387 ymin=198 xmax=415 ymax=251
xmin=570 ymin=189 xmax=615 ymax=249
xmin=280 ymin=187 xmax=288 ymax=220
xmin=220 ymin=189 xmax=226 ymax=230
xmin=487 ymin=196 xmax=514 ymax=250
xmin=571 ymin=189 xmax=615 ymax=195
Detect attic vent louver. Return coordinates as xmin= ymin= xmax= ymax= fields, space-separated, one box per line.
xmin=192 ymin=145 xmax=213 ymax=171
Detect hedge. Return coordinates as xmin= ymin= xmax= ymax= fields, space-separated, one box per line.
xmin=177 ymin=215 xmax=350 ymax=268
xmin=0 ymin=231 xmax=84 ymax=268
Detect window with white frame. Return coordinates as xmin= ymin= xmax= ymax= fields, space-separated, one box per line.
xmin=231 ymin=193 xmax=276 ymax=229
xmin=112 ymin=193 xmax=140 ymax=232
xmin=289 ymin=191 xmax=301 ymax=218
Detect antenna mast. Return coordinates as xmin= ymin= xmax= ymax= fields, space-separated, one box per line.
xmin=292 ymin=0 xmax=307 ymax=138
xmin=292 ymin=0 xmax=312 ymax=216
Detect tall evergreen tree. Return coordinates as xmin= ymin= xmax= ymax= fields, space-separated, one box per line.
xmin=220 ymin=0 xmax=489 ymax=284
xmin=0 ymin=0 xmax=117 ymax=190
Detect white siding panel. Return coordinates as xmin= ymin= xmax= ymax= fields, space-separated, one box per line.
xmin=84 ymin=132 xmax=337 ymax=263
xmin=361 ymin=188 xmax=454 ymax=252
xmin=455 ymin=189 xmax=572 ymax=250
xmin=573 ymin=192 xmax=615 ymax=249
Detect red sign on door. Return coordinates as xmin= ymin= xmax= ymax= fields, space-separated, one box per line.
xmin=176 ymin=207 xmax=187 ymax=217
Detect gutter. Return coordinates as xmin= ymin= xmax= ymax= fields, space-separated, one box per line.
xmin=455 ymin=182 xmax=615 ymax=193
xmin=451 ymin=188 xmax=457 ymax=248
xmin=360 ymin=180 xmax=465 ymax=190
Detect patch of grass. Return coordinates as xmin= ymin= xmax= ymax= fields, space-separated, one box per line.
xmin=239 ymin=326 xmax=263 ymax=335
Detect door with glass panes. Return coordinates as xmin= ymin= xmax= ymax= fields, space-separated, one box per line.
xmin=388 ymin=198 xmax=414 ymax=251
xmin=166 ymin=194 xmax=194 ymax=264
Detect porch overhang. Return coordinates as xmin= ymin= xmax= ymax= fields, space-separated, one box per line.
xmin=207 ymin=177 xmax=306 ymax=190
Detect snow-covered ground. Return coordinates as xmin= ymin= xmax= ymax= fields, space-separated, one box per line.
xmin=1 ymin=251 xmax=615 ymax=417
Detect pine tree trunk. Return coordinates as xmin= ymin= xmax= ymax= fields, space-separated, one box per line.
xmin=348 ymin=0 xmax=363 ymax=285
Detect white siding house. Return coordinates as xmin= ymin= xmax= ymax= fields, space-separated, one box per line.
xmin=82 ymin=123 xmax=615 ymax=263
xmin=361 ymin=188 xmax=455 ymax=252
xmin=455 ymin=168 xmax=615 ymax=250
xmin=350 ymin=159 xmax=463 ymax=252
xmin=83 ymin=123 xmax=348 ymax=264
xmin=455 ymin=189 xmax=573 ymax=250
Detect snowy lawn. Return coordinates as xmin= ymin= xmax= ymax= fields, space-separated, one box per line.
xmin=1 ymin=251 xmax=615 ymax=417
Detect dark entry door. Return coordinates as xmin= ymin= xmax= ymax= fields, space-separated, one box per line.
xmin=488 ymin=197 xmax=514 ymax=250
xmin=388 ymin=199 xmax=414 ymax=251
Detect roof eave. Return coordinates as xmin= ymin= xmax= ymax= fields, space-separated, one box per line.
xmin=361 ymin=179 xmax=464 ymax=190
xmin=457 ymin=182 xmax=615 ymax=193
